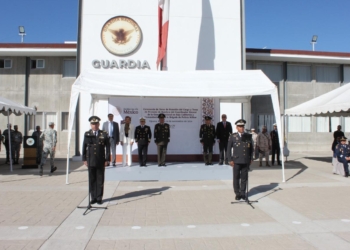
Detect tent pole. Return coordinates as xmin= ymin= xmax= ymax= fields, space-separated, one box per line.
xmin=7 ymin=115 xmax=13 ymax=172
xmin=66 ymin=152 xmax=70 ymax=184
xmin=281 ymin=114 xmax=285 ymax=182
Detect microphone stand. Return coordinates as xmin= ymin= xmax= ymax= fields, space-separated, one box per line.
xmin=77 ymin=136 xmax=107 ymax=215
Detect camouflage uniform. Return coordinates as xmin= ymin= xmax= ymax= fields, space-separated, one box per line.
xmin=39 ymin=128 xmax=57 ymax=172
xmin=12 ymin=130 xmax=23 ymax=164
xmin=256 ymin=131 xmax=271 ymax=166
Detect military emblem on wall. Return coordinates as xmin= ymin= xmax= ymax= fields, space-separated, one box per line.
xmin=101 ymin=16 xmax=143 ymax=56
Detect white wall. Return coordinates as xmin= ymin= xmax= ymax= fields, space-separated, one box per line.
xmin=78 ymin=0 xmax=242 ymax=153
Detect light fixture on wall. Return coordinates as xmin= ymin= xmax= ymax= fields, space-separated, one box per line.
xmin=18 ymin=26 xmax=26 ymax=43
xmin=310 ymin=35 xmax=318 ymax=51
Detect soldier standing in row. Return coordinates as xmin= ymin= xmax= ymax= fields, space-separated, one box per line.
xmin=256 ymin=126 xmax=271 ymax=167
xmin=39 ymin=122 xmax=57 ymax=176
xmin=12 ymin=125 xmax=23 ymax=164
xmin=154 ymin=113 xmax=170 ymax=167
xmin=82 ymin=116 xmax=110 ymax=204
xmin=32 ymin=126 xmax=42 ymax=164
xmin=226 ymin=119 xmax=253 ymax=201
xmin=335 ymin=136 xmax=350 ymax=178
xmin=3 ymin=124 xmax=14 ymax=164
xmin=134 ymin=117 xmax=152 ymax=167
xmin=200 ymin=116 xmax=216 ymax=165
xmin=270 ymin=123 xmax=281 ymax=166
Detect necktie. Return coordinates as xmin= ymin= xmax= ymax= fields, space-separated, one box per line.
xmin=95 ymin=131 xmax=98 ymax=137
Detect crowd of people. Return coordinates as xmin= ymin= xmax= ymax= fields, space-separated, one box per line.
xmin=332 ymin=125 xmax=349 ymax=178
xmin=0 ymin=122 xmax=57 ymax=176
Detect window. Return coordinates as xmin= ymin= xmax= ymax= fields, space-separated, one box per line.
xmin=61 ymin=112 xmax=75 ymax=131
xmin=246 ymin=62 xmax=254 ymax=70
xmin=288 ymin=117 xmax=311 ymax=132
xmin=316 ymin=117 xmax=330 ymax=132
xmin=287 ymin=64 xmax=311 ymax=82
xmin=63 ymin=60 xmax=77 ymax=78
xmin=28 ymin=112 xmax=56 ymax=130
xmin=29 ymin=112 xmax=43 ymax=130
xmin=31 ymin=59 xmax=45 ymax=69
xmin=256 ymin=63 xmax=283 ymax=82
xmin=344 ymin=117 xmax=350 ymax=132
xmin=0 ymin=59 xmax=12 ymax=69
xmin=330 ymin=117 xmax=341 ymax=133
xmin=316 ymin=65 xmax=340 ymax=83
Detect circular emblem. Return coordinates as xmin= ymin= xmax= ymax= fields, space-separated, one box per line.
xmin=26 ymin=138 xmax=35 ymax=146
xmin=101 ymin=16 xmax=142 ymax=56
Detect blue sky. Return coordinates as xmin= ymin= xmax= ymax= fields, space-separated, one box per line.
xmin=0 ymin=0 xmax=349 ymax=52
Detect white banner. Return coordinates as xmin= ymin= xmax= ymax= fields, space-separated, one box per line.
xmin=109 ymin=97 xmax=218 ymax=154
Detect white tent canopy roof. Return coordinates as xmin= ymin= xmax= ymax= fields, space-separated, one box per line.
xmin=67 ymin=70 xmax=285 ymax=183
xmin=0 ymin=96 xmax=36 ymax=116
xmin=285 ymin=83 xmax=350 ymax=116
xmin=73 ymin=70 xmax=278 ymax=97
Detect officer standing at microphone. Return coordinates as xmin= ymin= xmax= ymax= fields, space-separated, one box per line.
xmin=82 ymin=116 xmax=110 ymax=205
xmin=226 ymin=119 xmax=253 ymax=201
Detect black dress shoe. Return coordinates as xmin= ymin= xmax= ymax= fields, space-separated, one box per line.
xmin=209 ymin=162 xmax=213 ymax=165
xmin=345 ymin=173 xmax=349 ymax=178
xmin=50 ymin=166 xmax=57 ymax=173
xmin=205 ymin=163 xmax=208 ymax=165
xmin=219 ymin=162 xmax=223 ymax=165
xmin=144 ymin=164 xmax=147 ymax=167
xmin=235 ymin=194 xmax=241 ymax=200
xmin=241 ymin=195 xmax=246 ymax=200
xmin=97 ymin=200 xmax=103 ymax=205
xmin=158 ymin=164 xmax=162 ymax=167
xmin=225 ymin=161 xmax=229 ymax=165
xmin=162 ymin=164 xmax=167 ymax=167
xmin=91 ymin=199 xmax=97 ymax=204
xmin=112 ymin=163 xmax=116 ymax=167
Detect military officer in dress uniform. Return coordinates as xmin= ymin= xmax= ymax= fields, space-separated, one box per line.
xmin=335 ymin=136 xmax=350 ymax=178
xmin=226 ymin=119 xmax=253 ymax=200
xmin=200 ymin=116 xmax=216 ymax=165
xmin=154 ymin=113 xmax=170 ymax=167
xmin=134 ymin=117 xmax=152 ymax=167
xmin=82 ymin=116 xmax=110 ymax=204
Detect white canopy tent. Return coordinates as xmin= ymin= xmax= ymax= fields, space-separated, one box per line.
xmin=285 ymin=83 xmax=350 ymax=117
xmin=0 ymin=96 xmax=36 ymax=171
xmin=66 ymin=70 xmax=286 ymax=183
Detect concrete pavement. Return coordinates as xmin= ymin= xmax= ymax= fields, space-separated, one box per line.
xmin=0 ymin=153 xmax=349 ymax=249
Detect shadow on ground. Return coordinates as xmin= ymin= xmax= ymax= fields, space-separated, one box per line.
xmin=304 ymin=156 xmax=332 ymax=163
xmin=107 ymin=186 xmax=172 ymax=204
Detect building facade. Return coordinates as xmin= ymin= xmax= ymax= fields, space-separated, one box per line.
xmin=1 ymin=44 xmax=350 ymax=156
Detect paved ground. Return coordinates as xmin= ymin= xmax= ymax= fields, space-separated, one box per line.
xmin=0 ymin=152 xmax=350 ymax=250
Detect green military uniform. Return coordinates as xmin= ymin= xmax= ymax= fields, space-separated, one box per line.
xmin=199 ymin=116 xmax=216 ymax=165
xmin=154 ymin=113 xmax=170 ymax=166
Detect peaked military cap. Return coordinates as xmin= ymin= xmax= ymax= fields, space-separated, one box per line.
xmin=235 ymin=119 xmax=246 ymax=126
xmin=89 ymin=116 xmax=101 ymax=124
xmin=140 ymin=117 xmax=146 ymax=122
xmin=340 ymin=136 xmax=348 ymax=141
xmin=48 ymin=122 xmax=55 ymax=126
xmin=273 ymin=123 xmax=277 ymax=126
xmin=251 ymin=128 xmax=255 ymax=131
xmin=158 ymin=113 xmax=165 ymax=118
xmin=204 ymin=116 xmax=212 ymax=120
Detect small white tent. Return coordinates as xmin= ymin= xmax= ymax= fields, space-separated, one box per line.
xmin=66 ymin=70 xmax=286 ymax=183
xmin=285 ymin=83 xmax=350 ymax=116
xmin=0 ymin=96 xmax=36 ymax=171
